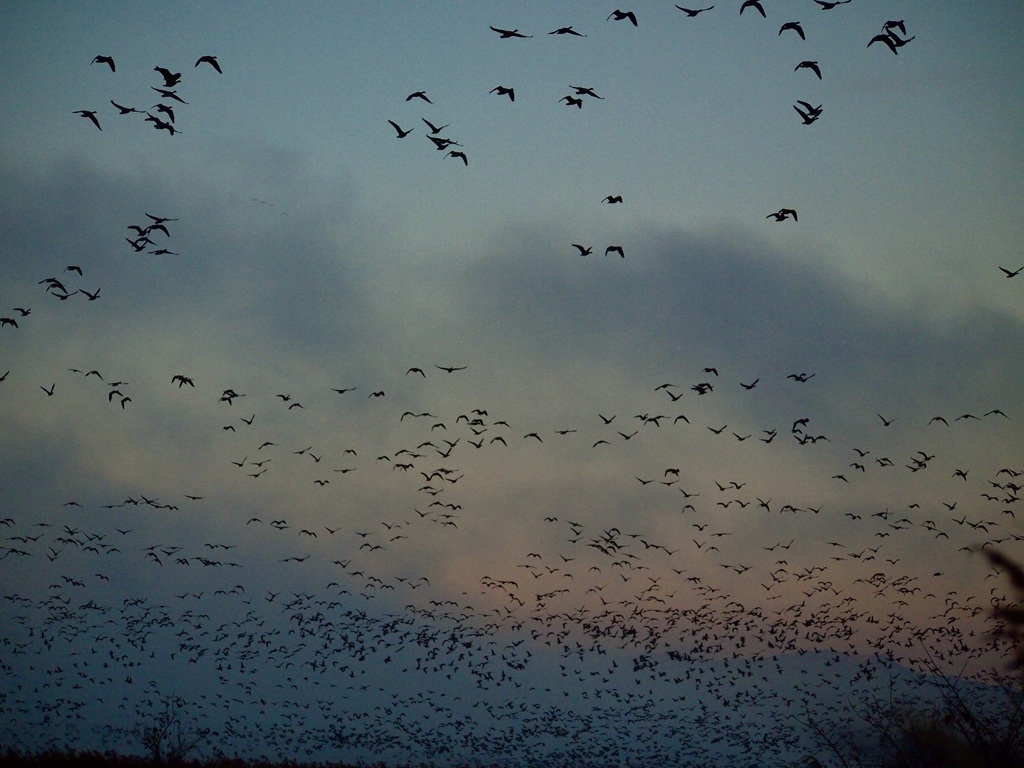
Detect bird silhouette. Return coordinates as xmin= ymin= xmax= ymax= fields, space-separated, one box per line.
xmin=388 ymin=120 xmax=413 ymax=138
xmin=73 ymin=110 xmax=102 ymax=130
xmin=740 ymin=0 xmax=765 ymax=18
xmin=607 ymin=9 xmax=638 ymax=26
xmin=91 ymin=55 xmax=115 ymax=72
xmin=795 ymin=61 xmax=822 ymax=79
xmin=421 ymin=118 xmax=449 ymax=134
xmin=489 ymin=26 xmax=532 ymax=38
xmin=195 ymin=55 xmax=222 ymax=73
xmin=767 ymin=208 xmax=798 ymax=222
xmin=779 ymin=21 xmax=805 ymax=40
xmin=154 ymin=66 xmax=182 ymax=87
xmin=675 ymin=6 xmax=714 ymax=17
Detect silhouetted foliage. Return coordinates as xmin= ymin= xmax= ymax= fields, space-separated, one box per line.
xmin=793 ymin=551 xmax=1024 ymax=767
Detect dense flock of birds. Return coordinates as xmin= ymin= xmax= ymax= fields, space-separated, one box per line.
xmin=1 ymin=4 xmax=1022 ymax=768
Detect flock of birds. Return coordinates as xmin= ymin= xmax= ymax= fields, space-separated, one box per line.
xmin=2 ymin=5 xmax=1022 ymax=768
xmin=74 ymin=55 xmax=222 ymax=135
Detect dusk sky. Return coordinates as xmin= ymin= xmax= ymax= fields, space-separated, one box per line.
xmin=2 ymin=3 xmax=1023 ymax=766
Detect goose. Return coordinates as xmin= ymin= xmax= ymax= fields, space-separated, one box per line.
xmin=195 ymin=55 xmax=222 ymax=73
xmin=387 ymin=120 xmax=413 ymax=138
xmin=73 ymin=110 xmax=102 ymax=130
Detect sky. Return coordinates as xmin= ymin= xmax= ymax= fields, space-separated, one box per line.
xmin=1 ymin=2 xmax=1024 ymax=766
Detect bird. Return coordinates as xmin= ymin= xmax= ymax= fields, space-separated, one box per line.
xmin=739 ymin=0 xmax=765 ymax=18
xmin=813 ymin=0 xmax=851 ymax=8
xmin=490 ymin=86 xmax=515 ymax=101
xmin=421 ymin=118 xmax=449 ymax=134
xmin=91 ymin=55 xmax=115 ymax=72
xmin=388 ymin=120 xmax=413 ymax=138
xmin=675 ymin=6 xmax=714 ymax=17
xmin=602 ymin=195 xmax=623 ymax=204
xmin=0 ymin=317 xmax=19 ymax=328
xmin=867 ymin=34 xmax=899 ymax=55
xmin=153 ymin=66 xmax=182 ymax=87
xmin=489 ymin=26 xmax=532 ymax=38
xmin=767 ymin=208 xmax=798 ymax=222
xmin=151 ymin=103 xmax=176 ymax=123
xmin=446 ymin=150 xmax=468 ymax=165
xmin=779 ymin=21 xmax=805 ymax=40
xmin=886 ymin=31 xmax=916 ymax=49
xmin=41 ymin=383 xmax=55 ymax=396
xmin=110 ymin=100 xmax=144 ymax=115
xmin=607 ymin=10 xmax=638 ymax=26
xmin=549 ymin=26 xmax=586 ymax=37
xmin=73 ymin=110 xmax=102 ymax=130
xmin=405 ymin=91 xmax=431 ymax=103
xmin=150 ymin=87 xmax=188 ymax=104
xmin=427 ymin=135 xmax=459 ymax=150
xmin=195 ymin=55 xmax=222 ymax=73
xmin=795 ymin=100 xmax=822 ymax=118
xmin=570 ymin=86 xmax=604 ymax=99
xmin=794 ymin=103 xmax=820 ymax=125
xmin=605 ymin=246 xmax=625 ymax=258
xmin=561 ymin=96 xmax=583 ymax=109
xmin=795 ymin=61 xmax=822 ymax=79
xmin=998 ymin=266 xmax=1022 ymax=278
xmin=571 ymin=244 xmax=593 ymax=256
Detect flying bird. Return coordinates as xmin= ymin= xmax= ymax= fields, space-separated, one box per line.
xmin=602 ymin=195 xmax=623 ymax=204
xmin=388 ymin=120 xmax=413 ymax=138
xmin=490 ymin=86 xmax=515 ymax=101
xmin=421 ymin=118 xmax=449 ymax=134
xmin=489 ymin=26 xmax=532 ymax=38
xmin=406 ymin=91 xmax=431 ymax=103
xmin=110 ymin=100 xmax=143 ymax=115
xmin=607 ymin=9 xmax=638 ymax=26
xmin=153 ymin=66 xmax=182 ymax=87
xmin=571 ymin=244 xmax=593 ymax=256
xmin=739 ymin=0 xmax=765 ymax=18
xmin=813 ymin=0 xmax=851 ymax=8
xmin=795 ymin=61 xmax=822 ymax=79
xmin=446 ymin=150 xmax=468 ymax=165
xmin=794 ymin=102 xmax=820 ymax=124
xmin=151 ymin=88 xmax=188 ymax=104
xmin=767 ymin=208 xmax=798 ymax=222
xmin=605 ymin=245 xmax=625 ymax=258
xmin=779 ymin=21 xmax=805 ymax=40
xmin=675 ymin=6 xmax=714 ymax=17
xmin=195 ymin=55 xmax=222 ymax=73
xmin=91 ymin=55 xmax=115 ymax=72
xmin=998 ymin=266 xmax=1023 ymax=278
xmin=73 ymin=110 xmax=102 ymax=130
xmin=570 ymin=85 xmax=604 ymax=99
xmin=549 ymin=26 xmax=586 ymax=37
xmin=868 ymin=34 xmax=899 ymax=54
